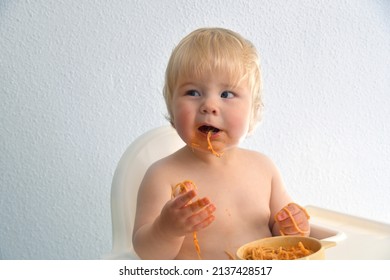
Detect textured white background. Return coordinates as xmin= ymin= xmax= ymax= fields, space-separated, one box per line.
xmin=1 ymin=0 xmax=389 ymax=259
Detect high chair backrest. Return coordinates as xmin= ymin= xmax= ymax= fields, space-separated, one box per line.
xmin=106 ymin=126 xmax=185 ymax=259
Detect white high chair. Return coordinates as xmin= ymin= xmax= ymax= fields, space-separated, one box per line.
xmin=104 ymin=126 xmax=348 ymax=260
xmin=105 ymin=126 xmax=185 ymax=259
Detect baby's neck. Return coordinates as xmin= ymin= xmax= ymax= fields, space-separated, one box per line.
xmin=184 ymin=145 xmax=239 ymax=166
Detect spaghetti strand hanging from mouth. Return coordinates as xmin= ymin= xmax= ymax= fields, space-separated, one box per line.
xmin=207 ymin=130 xmax=223 ymax=157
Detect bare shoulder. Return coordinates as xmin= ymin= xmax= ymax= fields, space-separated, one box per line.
xmin=238 ymin=148 xmax=279 ymax=172
xmin=140 ymin=147 xmax=188 ymax=192
xmin=143 ymin=148 xmax=184 ymax=179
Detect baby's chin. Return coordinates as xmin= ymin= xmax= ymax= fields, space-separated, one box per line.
xmin=188 ymin=142 xmax=225 ymax=158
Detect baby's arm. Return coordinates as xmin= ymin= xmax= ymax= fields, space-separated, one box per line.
xmin=266 ymin=158 xmax=310 ymax=236
xmin=132 ymin=166 xmax=215 ymax=259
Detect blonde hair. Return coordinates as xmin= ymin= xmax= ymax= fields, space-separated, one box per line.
xmin=163 ymin=27 xmax=263 ymax=134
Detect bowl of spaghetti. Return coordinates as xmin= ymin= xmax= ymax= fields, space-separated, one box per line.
xmin=236 ymin=236 xmax=336 ymax=260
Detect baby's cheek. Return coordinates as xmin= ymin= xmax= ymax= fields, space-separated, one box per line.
xmin=226 ymin=118 xmax=250 ymax=143
xmin=173 ymin=111 xmax=194 ymax=141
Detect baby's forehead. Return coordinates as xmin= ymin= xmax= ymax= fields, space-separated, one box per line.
xmin=176 ymin=67 xmax=247 ymax=86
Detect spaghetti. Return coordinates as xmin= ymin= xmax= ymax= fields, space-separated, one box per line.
xmin=243 ymin=241 xmax=313 ymax=260
xmin=190 ymin=129 xmax=223 ymax=157
xmin=207 ymin=130 xmax=223 ymax=157
xmin=276 ymin=203 xmax=310 ymax=236
xmin=171 ymin=180 xmax=202 ymax=259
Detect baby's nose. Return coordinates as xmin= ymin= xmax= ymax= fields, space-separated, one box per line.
xmin=200 ymin=98 xmax=219 ymax=114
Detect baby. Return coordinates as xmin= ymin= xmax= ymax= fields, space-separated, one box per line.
xmin=132 ymin=27 xmax=310 ymax=259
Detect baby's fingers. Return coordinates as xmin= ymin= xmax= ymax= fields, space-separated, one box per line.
xmin=276 ymin=203 xmax=300 ymax=221
xmin=276 ymin=203 xmax=310 ymax=236
xmin=171 ymin=190 xmax=197 ymax=209
xmin=192 ymin=215 xmax=215 ymax=231
xmin=187 ymin=203 xmax=216 ymax=231
xmin=187 ymin=197 xmax=211 ymax=213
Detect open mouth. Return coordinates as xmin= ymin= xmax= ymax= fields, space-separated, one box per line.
xmin=198 ymin=125 xmax=220 ymax=134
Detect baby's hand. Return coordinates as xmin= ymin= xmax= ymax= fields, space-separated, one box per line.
xmin=275 ymin=203 xmax=310 ymax=236
xmin=159 ymin=187 xmax=216 ymax=238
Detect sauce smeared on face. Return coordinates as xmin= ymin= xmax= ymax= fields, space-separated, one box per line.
xmin=190 ymin=126 xmax=224 ymax=157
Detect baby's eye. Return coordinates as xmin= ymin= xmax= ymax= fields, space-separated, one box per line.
xmin=220 ymin=91 xmax=234 ymax=99
xmin=186 ymin=90 xmax=201 ymax=97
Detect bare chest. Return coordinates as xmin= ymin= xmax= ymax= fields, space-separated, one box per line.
xmin=176 ymin=173 xmax=273 ymax=259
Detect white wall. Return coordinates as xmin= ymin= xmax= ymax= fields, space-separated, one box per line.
xmin=1 ymin=0 xmax=389 ymax=259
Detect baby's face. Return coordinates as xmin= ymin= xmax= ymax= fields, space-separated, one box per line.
xmin=171 ymin=71 xmax=252 ymax=155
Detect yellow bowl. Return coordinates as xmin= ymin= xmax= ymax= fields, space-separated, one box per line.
xmin=236 ymin=236 xmax=336 ymax=260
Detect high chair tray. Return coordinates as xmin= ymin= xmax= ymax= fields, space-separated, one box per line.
xmin=306 ymin=205 xmax=390 ymax=259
